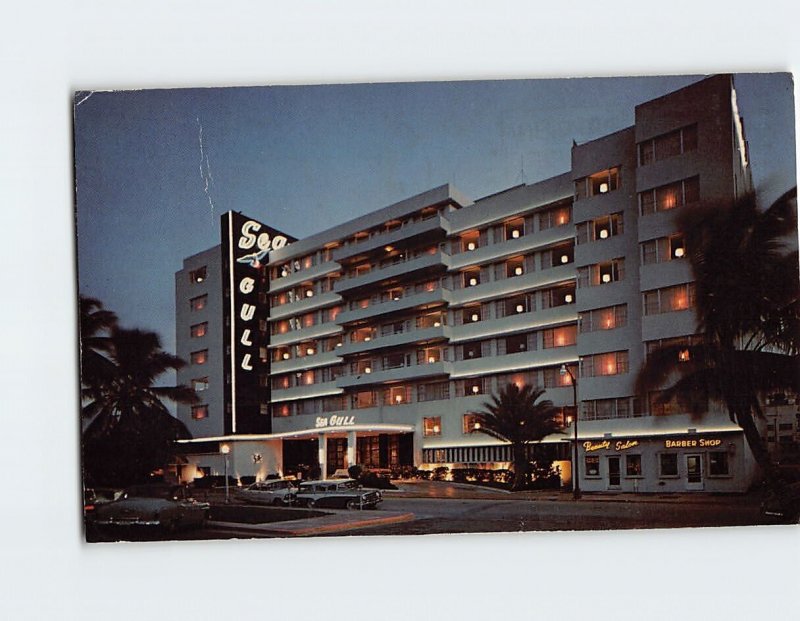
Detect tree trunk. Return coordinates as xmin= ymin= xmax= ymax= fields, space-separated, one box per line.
xmin=735 ymin=408 xmax=777 ymax=485
xmin=511 ymin=443 xmax=528 ymax=491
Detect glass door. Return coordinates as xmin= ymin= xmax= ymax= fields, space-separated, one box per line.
xmin=607 ymin=456 xmax=621 ymax=488
xmin=685 ymin=454 xmax=704 ymax=490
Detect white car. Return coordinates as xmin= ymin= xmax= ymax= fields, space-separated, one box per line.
xmin=294 ymin=479 xmax=382 ymax=510
xmin=235 ymin=479 xmax=297 ymax=506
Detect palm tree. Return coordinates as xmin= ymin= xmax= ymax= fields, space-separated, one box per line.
xmin=473 ymin=383 xmax=564 ymax=491
xmin=78 ymin=295 xmax=117 ymax=402
xmin=80 ymin=302 xmax=199 ymax=486
xmin=636 ymin=188 xmax=799 ymax=481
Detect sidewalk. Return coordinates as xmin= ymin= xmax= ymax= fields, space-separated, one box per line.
xmin=385 ymin=480 xmax=760 ymax=506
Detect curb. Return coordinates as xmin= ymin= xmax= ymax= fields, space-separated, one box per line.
xmin=208 ymin=511 xmax=415 ymax=537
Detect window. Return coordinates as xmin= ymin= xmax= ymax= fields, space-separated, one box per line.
xmin=417 ymin=381 xmax=450 ymax=402
xmin=505 ymin=333 xmax=528 ymax=354
xmin=190 ymin=350 xmax=208 ymax=365
xmin=463 ymin=269 xmax=481 ymax=287
xmin=190 ymin=266 xmax=207 ymax=284
xmin=191 ymin=377 xmax=209 ymax=392
xmin=643 ymin=283 xmax=695 ymax=315
xmin=463 ymin=306 xmax=482 ymax=324
xmin=648 ymin=391 xmax=680 ymax=416
xmin=504 ymin=218 xmax=525 ymax=240
xmin=538 ymin=204 xmax=572 ymax=230
xmin=463 ymin=413 xmax=482 ymax=434
xmin=576 ymin=213 xmax=624 ymax=244
xmin=506 ymin=257 xmax=525 ymax=278
xmin=639 ymin=176 xmax=700 ymax=215
xmin=638 ymin=124 xmax=698 ymax=166
xmin=579 ymin=305 xmax=627 ymax=333
xmin=641 ymin=235 xmax=686 ymax=265
xmin=625 ymin=454 xmax=642 ymax=476
xmin=383 ymin=385 xmax=410 ymax=406
xmin=190 ymin=322 xmax=208 ymax=338
xmin=582 ymin=398 xmax=634 ymax=421
xmin=273 ymin=403 xmax=291 ymax=417
xmin=575 ymin=167 xmax=620 ymax=199
xmin=190 ymin=295 xmax=207 ymax=311
xmin=585 ymin=455 xmax=600 ymax=477
xmin=543 ymin=365 xmax=577 ymax=388
xmin=465 ymin=378 xmax=484 ymax=396
xmin=500 ymin=295 xmax=530 ymax=317
xmin=577 ymin=259 xmax=625 ymax=287
xmin=423 ymin=417 xmax=442 ymax=436
xmin=709 ymin=451 xmax=730 ymax=476
xmin=541 ymin=285 xmax=575 ymax=309
xmin=549 ymin=243 xmax=574 ymax=267
xmin=418 ymin=347 xmax=443 ymax=364
xmin=351 ymin=391 xmax=376 ymax=409
xmin=542 ymin=325 xmax=577 ymax=349
xmin=580 ymin=351 xmax=629 ymax=377
xmin=659 ymin=453 xmax=679 ymax=477
xmin=191 ymin=405 xmax=208 ymax=420
xmin=462 ymin=342 xmax=483 ymax=360
xmin=460 ymin=231 xmax=480 ymax=252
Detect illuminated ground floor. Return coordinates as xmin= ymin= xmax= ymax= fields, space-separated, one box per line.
xmin=173 ymin=411 xmax=759 ymax=494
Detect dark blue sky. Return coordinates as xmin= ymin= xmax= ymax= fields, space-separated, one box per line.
xmin=74 ymin=73 xmax=796 ymax=355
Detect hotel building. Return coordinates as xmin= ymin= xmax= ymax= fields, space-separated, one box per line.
xmin=174 ymin=74 xmax=762 ymax=493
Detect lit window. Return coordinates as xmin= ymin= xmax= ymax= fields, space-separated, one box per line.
xmin=505 ymin=333 xmax=527 ymax=353
xmin=191 ymin=405 xmax=208 ymax=420
xmin=191 ymin=350 xmax=208 ymax=365
xmin=463 ymin=270 xmax=480 ymax=287
xmin=190 ymin=322 xmax=208 ymax=338
xmin=625 ymin=454 xmax=642 ymax=477
xmin=424 ymin=417 xmax=442 ymax=436
xmin=585 ymin=455 xmax=600 ymax=477
xmin=190 ymin=295 xmax=207 ymax=311
xmin=463 ymin=413 xmax=482 ymax=434
xmin=190 ymin=266 xmax=207 ymax=284
xmin=575 ymin=168 xmax=620 ymax=200
xmin=191 ymin=377 xmax=209 ymax=392
xmin=504 ymin=218 xmax=525 ymax=241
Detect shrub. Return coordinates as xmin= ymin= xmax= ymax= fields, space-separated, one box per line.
xmin=432 ymin=466 xmax=449 ymax=481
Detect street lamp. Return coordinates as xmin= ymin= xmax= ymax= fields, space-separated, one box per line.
xmin=220 ymin=443 xmax=231 ymax=503
xmin=560 ymin=364 xmax=581 ymax=500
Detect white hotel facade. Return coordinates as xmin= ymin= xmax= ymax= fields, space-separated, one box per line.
xmin=174 ymin=75 xmax=762 ymax=493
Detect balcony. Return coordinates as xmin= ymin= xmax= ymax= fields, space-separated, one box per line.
xmin=449 ymin=304 xmax=577 ymax=343
xmin=270 ymin=349 xmax=342 ymax=375
xmin=337 ymin=324 xmax=452 ymax=357
xmin=449 ymin=264 xmax=576 ymax=307
xmin=270 ymin=381 xmax=343 ymax=403
xmin=336 ymin=287 xmax=452 ymax=325
xmin=334 ymin=250 xmax=450 ymax=295
xmin=449 ymin=346 xmax=577 ymax=379
xmin=269 ymin=291 xmax=342 ymax=321
xmin=332 ymin=215 xmax=450 ymax=263
xmin=448 ymin=227 xmax=574 ymax=271
xmin=336 ymin=360 xmax=452 ymax=389
xmin=269 ymin=260 xmax=341 ymax=293
xmin=269 ymin=322 xmax=343 ymax=348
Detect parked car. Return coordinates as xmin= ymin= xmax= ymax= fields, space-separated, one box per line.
xmin=83 ymin=487 xmax=124 ymax=513
xmin=235 ymin=479 xmax=297 ymax=506
xmin=761 ymin=481 xmax=800 ymax=523
xmin=294 ymin=479 xmax=382 ymax=510
xmin=88 ymin=484 xmax=210 ymax=532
